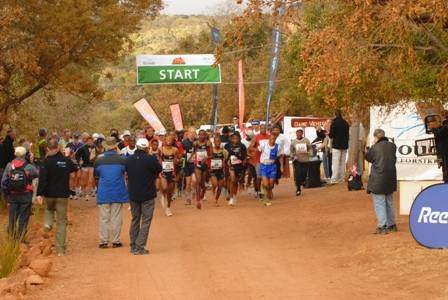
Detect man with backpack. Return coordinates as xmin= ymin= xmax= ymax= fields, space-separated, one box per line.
xmin=1 ymin=146 xmax=39 ymax=240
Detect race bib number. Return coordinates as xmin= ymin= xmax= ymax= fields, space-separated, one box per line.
xmin=162 ymin=161 xmax=174 ymax=172
xmin=211 ymin=159 xmax=223 ymax=170
xmin=197 ymin=150 xmax=207 ymax=161
xmin=295 ymin=143 xmax=307 ymax=154
xmin=230 ymin=155 xmax=242 ymax=165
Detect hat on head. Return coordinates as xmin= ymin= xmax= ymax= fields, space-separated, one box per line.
xmin=123 ymin=130 xmax=131 ymax=137
xmin=156 ymin=130 xmax=166 ymax=136
xmin=136 ymin=138 xmax=149 ymax=149
xmin=14 ymin=146 xmax=27 ymax=158
xmin=102 ymin=137 xmax=117 ymax=151
xmin=92 ymin=133 xmax=100 ymax=140
xmin=251 ymin=119 xmax=260 ymax=126
xmin=245 ymin=122 xmax=252 ymax=128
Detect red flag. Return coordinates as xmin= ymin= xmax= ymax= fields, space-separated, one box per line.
xmin=169 ymin=103 xmax=184 ymax=131
xmin=238 ymin=60 xmax=245 ymax=136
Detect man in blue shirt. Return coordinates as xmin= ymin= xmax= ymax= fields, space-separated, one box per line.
xmin=94 ymin=137 xmax=129 ymax=249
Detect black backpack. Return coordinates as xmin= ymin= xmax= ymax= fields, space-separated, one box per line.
xmin=7 ymin=164 xmax=28 ymax=193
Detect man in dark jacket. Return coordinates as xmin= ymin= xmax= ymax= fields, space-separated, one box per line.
xmin=365 ymin=129 xmax=397 ymax=235
xmin=0 ymin=129 xmax=16 ymax=171
xmin=329 ymin=110 xmax=349 ymax=184
xmin=125 ymin=138 xmax=162 ymax=255
xmin=37 ymin=138 xmax=78 ymax=255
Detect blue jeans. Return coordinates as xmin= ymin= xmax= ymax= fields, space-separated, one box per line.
xmin=372 ymin=193 xmax=395 ymax=228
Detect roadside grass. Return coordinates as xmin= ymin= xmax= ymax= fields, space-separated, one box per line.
xmin=0 ymin=227 xmax=21 ymax=278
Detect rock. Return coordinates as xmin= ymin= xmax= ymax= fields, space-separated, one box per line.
xmin=42 ymin=244 xmax=52 ymax=257
xmin=7 ymin=281 xmax=26 ymax=297
xmin=26 ymin=275 xmax=43 ymax=286
xmin=26 ymin=246 xmax=42 ymax=260
xmin=29 ymin=259 xmax=52 ymax=277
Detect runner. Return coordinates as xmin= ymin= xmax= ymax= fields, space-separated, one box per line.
xmin=160 ymin=132 xmax=179 ymax=217
xmin=210 ymin=134 xmax=228 ymax=206
xmin=193 ymin=129 xmax=211 ymax=209
xmin=75 ymin=134 xmax=95 ymax=201
xmin=224 ymin=132 xmax=247 ymax=206
xmin=174 ymin=130 xmax=185 ymax=198
xmin=181 ymin=128 xmax=196 ymax=205
xmin=258 ymin=135 xmax=283 ymax=206
xmin=148 ymin=138 xmax=161 ymax=192
xmin=254 ymin=124 xmax=270 ymax=199
xmin=120 ymin=136 xmax=137 ymax=157
xmin=66 ymin=133 xmax=83 ymax=199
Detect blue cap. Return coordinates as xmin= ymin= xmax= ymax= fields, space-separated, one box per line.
xmin=251 ymin=119 xmax=261 ymax=126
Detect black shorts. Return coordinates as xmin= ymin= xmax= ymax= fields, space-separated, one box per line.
xmin=210 ymin=169 xmax=225 ymax=180
xmin=161 ymin=172 xmax=175 ymax=182
xmin=184 ymin=163 xmax=195 ymax=177
xmin=195 ymin=161 xmax=208 ymax=172
xmin=231 ymin=164 xmax=245 ymax=180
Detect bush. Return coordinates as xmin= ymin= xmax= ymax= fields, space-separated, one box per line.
xmin=0 ymin=229 xmax=21 ymax=278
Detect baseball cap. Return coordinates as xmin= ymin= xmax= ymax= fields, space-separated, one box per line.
xmin=123 ymin=130 xmax=131 ymax=137
xmin=136 ymin=138 xmax=149 ymax=148
xmin=92 ymin=133 xmax=100 ymax=140
xmin=251 ymin=119 xmax=260 ymax=126
xmin=245 ymin=122 xmax=252 ymax=128
xmin=156 ymin=130 xmax=166 ymax=136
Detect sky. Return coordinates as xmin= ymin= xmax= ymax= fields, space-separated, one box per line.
xmin=162 ymin=0 xmax=228 ymax=15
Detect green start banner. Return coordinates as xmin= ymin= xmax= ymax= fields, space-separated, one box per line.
xmin=136 ymin=54 xmax=221 ymax=85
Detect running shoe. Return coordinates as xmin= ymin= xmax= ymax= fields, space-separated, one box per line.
xmin=165 ymin=207 xmax=173 ymax=217
xmin=386 ymin=224 xmax=398 ymax=232
xmin=263 ymin=200 xmax=272 ymax=206
xmin=295 ymin=190 xmax=302 ymax=196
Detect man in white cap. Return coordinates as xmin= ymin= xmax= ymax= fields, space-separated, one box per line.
xmin=125 ymin=138 xmax=162 ymax=255
xmin=118 ymin=130 xmax=132 ymax=150
xmin=1 ymin=146 xmax=39 ymax=240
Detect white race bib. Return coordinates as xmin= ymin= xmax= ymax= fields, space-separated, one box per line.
xmin=211 ymin=159 xmax=223 ymax=170
xmin=230 ymin=155 xmax=242 ymax=165
xmin=162 ymin=161 xmax=174 ymax=172
xmin=295 ymin=143 xmax=307 ymax=154
xmin=197 ymin=150 xmax=207 ymax=161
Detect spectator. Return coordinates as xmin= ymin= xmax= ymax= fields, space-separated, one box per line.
xmin=36 ymin=138 xmax=78 ymax=256
xmin=34 ymin=128 xmax=48 ymax=165
xmin=120 ymin=136 xmax=137 ymax=157
xmin=1 ymin=146 xmax=39 ymax=240
xmin=290 ymin=129 xmax=312 ymax=196
xmin=0 ymin=129 xmax=16 ymax=173
xmin=94 ymin=137 xmax=129 ymax=249
xmin=126 ymin=138 xmax=162 ymax=255
xmin=365 ymin=129 xmax=397 ymax=235
xmin=118 ymin=130 xmax=131 ymax=150
xmin=329 ymin=110 xmax=349 ymax=184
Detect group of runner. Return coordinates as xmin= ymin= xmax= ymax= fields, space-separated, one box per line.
xmin=50 ymin=120 xmax=290 ymax=217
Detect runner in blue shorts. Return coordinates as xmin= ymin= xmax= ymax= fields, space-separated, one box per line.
xmin=258 ymin=135 xmax=283 ymax=206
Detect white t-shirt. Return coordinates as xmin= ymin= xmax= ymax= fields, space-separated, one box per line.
xmin=275 ymin=134 xmax=291 ymax=156
xmin=120 ymin=146 xmax=136 ymax=157
xmin=258 ymin=143 xmax=283 ymax=165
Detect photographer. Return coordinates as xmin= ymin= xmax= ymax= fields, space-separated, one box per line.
xmin=431 ymin=111 xmax=448 ymax=183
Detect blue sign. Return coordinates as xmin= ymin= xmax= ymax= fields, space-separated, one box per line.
xmin=409 ymin=183 xmax=448 ymax=248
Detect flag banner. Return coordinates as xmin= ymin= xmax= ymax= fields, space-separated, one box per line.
xmin=134 ymin=98 xmax=166 ymax=132
xmin=211 ymin=84 xmax=219 ymax=130
xmin=169 ymin=103 xmax=184 ymax=131
xmin=136 ymin=54 xmax=221 ymax=85
xmin=265 ymin=6 xmax=285 ymax=125
xmin=210 ymin=28 xmax=221 ymax=130
xmin=211 ymin=27 xmax=221 ymax=48
xmin=238 ymin=60 xmax=245 ymax=135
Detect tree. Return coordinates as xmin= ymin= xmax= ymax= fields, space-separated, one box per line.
xmin=0 ymin=0 xmax=163 ymax=129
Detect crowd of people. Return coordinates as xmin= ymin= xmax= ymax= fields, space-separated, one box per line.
xmin=0 ymin=110 xmax=399 ymax=256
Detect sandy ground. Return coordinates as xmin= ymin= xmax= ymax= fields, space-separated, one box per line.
xmin=26 ymin=180 xmax=448 ymax=300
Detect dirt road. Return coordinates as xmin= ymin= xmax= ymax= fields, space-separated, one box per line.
xmin=28 ymin=181 xmax=448 ymax=299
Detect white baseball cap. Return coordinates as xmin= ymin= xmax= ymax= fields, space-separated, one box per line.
xmin=136 ymin=138 xmax=149 ymax=148
xmin=123 ymin=130 xmax=131 ymax=136
xmin=156 ymin=130 xmax=166 ymax=136
xmin=92 ymin=133 xmax=100 ymax=140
